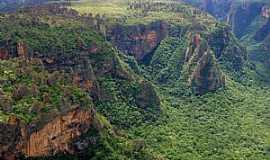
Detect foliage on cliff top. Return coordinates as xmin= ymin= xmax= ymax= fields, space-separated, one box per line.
xmin=0 ymin=11 xmax=108 ymax=57
xmin=0 ymin=58 xmax=93 ymax=123
xmin=1 ymin=1 xmax=270 ymax=160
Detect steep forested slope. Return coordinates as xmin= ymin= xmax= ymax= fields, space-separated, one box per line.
xmin=185 ymin=0 xmax=270 ymax=82
xmin=0 ymin=0 xmax=270 ymax=160
xmin=0 ymin=5 xmax=159 ymax=159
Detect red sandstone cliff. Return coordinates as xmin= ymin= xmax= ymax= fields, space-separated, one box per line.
xmin=0 ymin=108 xmax=96 ymax=159
xmin=184 ymin=34 xmax=225 ymax=94
xmin=108 ymin=21 xmax=168 ymax=62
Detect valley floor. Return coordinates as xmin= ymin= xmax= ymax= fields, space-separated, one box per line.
xmin=1 ymin=1 xmax=270 ymax=159
xmin=129 ymin=80 xmax=270 ymax=159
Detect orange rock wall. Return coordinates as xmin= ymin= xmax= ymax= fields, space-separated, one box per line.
xmin=0 ymin=108 xmax=95 ymax=159
xmin=24 ymin=108 xmax=94 ymax=157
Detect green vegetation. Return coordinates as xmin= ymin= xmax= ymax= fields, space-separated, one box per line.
xmin=1 ymin=0 xmax=270 ymax=159
xmin=0 ymin=58 xmax=93 ymax=123
xmin=0 ymin=14 xmax=105 ymax=56
xmin=71 ymin=0 xmax=130 ymax=18
xmin=148 ymin=36 xmax=187 ymax=84
xmin=129 ymin=78 xmax=270 ymax=159
xmin=33 ymin=113 xmax=157 ymax=160
xmin=70 ymin=0 xmax=217 ymax=26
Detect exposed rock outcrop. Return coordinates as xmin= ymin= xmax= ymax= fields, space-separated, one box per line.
xmin=208 ymin=25 xmax=247 ymax=71
xmin=0 ymin=108 xmax=96 ymax=159
xmin=184 ymin=0 xmax=233 ymax=21
xmin=0 ymin=48 xmax=9 ymax=60
xmin=71 ymin=57 xmax=101 ymax=100
xmin=185 ymin=0 xmax=269 ymax=40
xmin=261 ymin=5 xmax=270 ymax=18
xmin=254 ymin=18 xmax=270 ymax=42
xmin=24 ymin=108 xmax=95 ymax=157
xmin=17 ymin=42 xmax=28 ymax=58
xmin=228 ymin=2 xmax=265 ymax=38
xmin=108 ymin=21 xmax=168 ymax=62
xmin=0 ymin=116 xmax=26 ymax=160
xmin=0 ymin=41 xmax=29 ymax=58
xmin=185 ymin=34 xmax=225 ymax=94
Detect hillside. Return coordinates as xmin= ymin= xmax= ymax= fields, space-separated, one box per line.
xmin=184 ymin=0 xmax=270 ymax=82
xmin=0 ymin=5 xmax=159 ymax=159
xmin=0 ymin=0 xmax=270 ymax=160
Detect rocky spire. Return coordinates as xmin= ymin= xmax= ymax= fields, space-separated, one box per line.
xmin=184 ymin=34 xmax=225 ymax=95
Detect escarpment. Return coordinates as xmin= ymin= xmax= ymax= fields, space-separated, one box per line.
xmin=185 ymin=0 xmax=270 ymax=42
xmin=0 ymin=58 xmax=101 ymax=159
xmin=184 ymin=0 xmax=233 ymax=21
xmin=0 ymin=4 xmax=163 ymax=138
xmin=184 ymin=34 xmax=225 ymax=94
xmin=0 ymin=108 xmax=96 ymax=159
xmin=108 ymin=21 xmax=168 ymax=63
xmin=0 ymin=52 xmax=156 ymax=159
xmin=0 ymin=38 xmax=135 ymax=101
xmin=208 ymin=25 xmax=247 ymax=71
xmin=0 ymin=116 xmax=26 ymax=160
xmin=221 ymin=1 xmax=270 ymax=68
xmin=24 ymin=108 xmax=95 ymax=157
xmin=2 ymin=1 xmax=270 ymax=159
xmin=107 ymin=22 xmax=243 ymax=94
xmin=254 ymin=18 xmax=270 ymax=42
xmin=229 ymin=2 xmax=266 ymax=38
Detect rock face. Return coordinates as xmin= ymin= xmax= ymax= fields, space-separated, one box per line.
xmin=0 ymin=40 xmax=134 ymax=100
xmin=0 ymin=48 xmax=9 ymax=60
xmin=0 ymin=41 xmax=29 ymax=58
xmin=184 ymin=0 xmax=233 ymax=21
xmin=185 ymin=0 xmax=269 ymax=39
xmin=108 ymin=21 xmax=168 ymax=62
xmin=186 ymin=0 xmax=266 ymax=38
xmin=228 ymin=2 xmax=265 ymax=38
xmin=261 ymin=5 xmax=270 ymax=18
xmin=208 ymin=25 xmax=247 ymax=71
xmin=0 ymin=116 xmax=26 ymax=160
xmin=254 ymin=18 xmax=270 ymax=42
xmin=185 ymin=34 xmax=225 ymax=94
xmin=71 ymin=57 xmax=101 ymax=100
xmin=17 ymin=42 xmax=28 ymax=58
xmin=0 ymin=108 xmax=96 ymax=159
xmin=216 ymin=1 xmax=270 ymax=67
xmin=24 ymin=108 xmax=94 ymax=157
xmin=0 ymin=40 xmax=102 ymax=100
xmin=203 ymin=0 xmax=233 ymax=20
